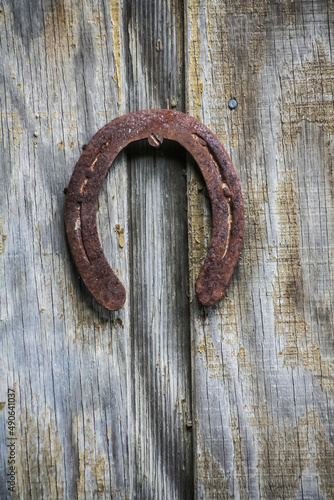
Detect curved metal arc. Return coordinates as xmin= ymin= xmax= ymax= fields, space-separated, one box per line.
xmin=64 ymin=110 xmax=244 ymax=311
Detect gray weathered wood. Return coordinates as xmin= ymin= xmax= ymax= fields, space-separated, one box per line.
xmin=125 ymin=0 xmax=193 ymax=497
xmin=185 ymin=0 xmax=334 ymax=498
xmin=0 ymin=0 xmax=192 ymax=498
xmin=1 ymin=0 xmax=334 ymax=498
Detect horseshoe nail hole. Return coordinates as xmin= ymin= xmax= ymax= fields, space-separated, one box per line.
xmin=148 ymin=132 xmax=163 ymax=148
xmin=223 ymin=185 xmax=232 ymax=204
xmin=223 ymin=186 xmax=231 ymax=197
xmin=192 ymin=133 xmax=207 ymax=147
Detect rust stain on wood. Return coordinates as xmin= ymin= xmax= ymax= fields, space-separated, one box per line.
xmin=272 ymin=171 xmax=334 ymax=388
xmin=188 ymin=0 xmax=203 ymax=120
xmin=219 ymin=298 xmax=237 ymax=338
xmin=188 ymin=175 xmax=206 ymax=291
xmin=282 ymin=41 xmax=334 ymax=144
xmin=109 ymin=0 xmax=121 ymax=109
xmin=95 ymin=29 xmax=106 ymax=49
xmin=231 ymin=411 xmax=248 ymax=500
xmin=281 ymin=0 xmax=298 ymax=22
xmin=73 ymin=317 xmax=110 ymax=348
xmin=0 ymin=218 xmax=7 ymax=254
xmin=68 ymin=119 xmax=77 ymax=148
xmin=114 ymin=224 xmax=124 ymax=248
xmin=300 ymin=344 xmax=334 ymax=391
xmin=249 ymin=403 xmax=302 ymax=498
xmin=242 ymin=180 xmax=269 ymax=281
xmin=205 ymin=1 xmax=269 ymax=148
xmin=87 ymin=8 xmax=102 ymax=26
xmin=188 ymin=169 xmax=215 ymax=302
xmin=92 ymin=452 xmax=106 ymax=493
xmin=45 ymin=0 xmax=76 ymax=54
xmin=77 ymin=452 xmax=85 ymax=498
xmin=299 ymin=410 xmax=334 ymax=499
xmin=249 ymin=406 xmax=334 ymax=498
xmin=113 ymin=317 xmax=124 ymax=329
xmin=224 ymin=0 xmax=268 ymax=15
xmin=237 ymin=346 xmax=251 ymax=370
xmin=198 ymin=332 xmax=225 ymax=378
xmin=74 ymin=417 xmax=108 ymax=498
xmin=15 ymin=407 xmax=64 ymax=499
xmin=197 ymin=445 xmax=232 ymax=499
xmin=273 ymin=171 xmax=308 ymax=366
xmin=2 ymin=111 xmax=23 ymax=147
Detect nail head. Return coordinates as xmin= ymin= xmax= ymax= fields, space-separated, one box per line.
xmin=228 ymin=99 xmax=238 ymax=109
xmin=148 ymin=132 xmax=163 ymax=148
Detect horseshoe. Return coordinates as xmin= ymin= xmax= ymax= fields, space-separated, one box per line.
xmin=64 ymin=110 xmax=244 ymax=311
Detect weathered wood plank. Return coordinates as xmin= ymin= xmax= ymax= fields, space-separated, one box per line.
xmin=2 ymin=0 xmax=334 ymax=498
xmin=185 ymin=0 xmax=334 ymax=498
xmin=0 ymin=0 xmax=132 ymax=498
xmin=124 ymin=0 xmax=193 ymax=497
xmin=0 ymin=0 xmax=192 ymax=498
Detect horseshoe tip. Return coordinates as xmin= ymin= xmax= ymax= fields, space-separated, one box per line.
xmin=195 ymin=281 xmax=224 ymax=308
xmin=88 ymin=277 xmax=126 ymax=311
xmin=104 ymin=298 xmax=126 ymax=311
xmin=101 ymin=286 xmax=126 ymax=312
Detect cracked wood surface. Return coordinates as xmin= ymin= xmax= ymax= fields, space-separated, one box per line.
xmin=1 ymin=0 xmax=334 ymax=499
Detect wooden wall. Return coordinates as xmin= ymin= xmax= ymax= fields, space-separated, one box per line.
xmin=0 ymin=0 xmax=333 ymax=498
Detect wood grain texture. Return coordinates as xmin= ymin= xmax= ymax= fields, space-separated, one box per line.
xmin=185 ymin=0 xmax=334 ymax=498
xmin=124 ymin=0 xmax=193 ymax=497
xmin=1 ymin=0 xmax=334 ymax=499
xmin=0 ymin=0 xmax=192 ymax=498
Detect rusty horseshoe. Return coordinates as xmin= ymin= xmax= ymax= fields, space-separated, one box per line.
xmin=64 ymin=110 xmax=244 ymax=311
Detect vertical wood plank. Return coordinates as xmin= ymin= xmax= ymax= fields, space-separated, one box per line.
xmin=0 ymin=0 xmax=193 ymax=498
xmin=185 ymin=0 xmax=334 ymax=498
xmin=124 ymin=0 xmax=193 ymax=497
xmin=0 ymin=0 xmax=133 ymax=497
